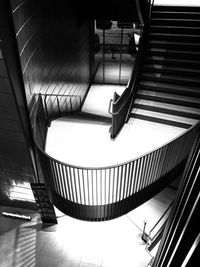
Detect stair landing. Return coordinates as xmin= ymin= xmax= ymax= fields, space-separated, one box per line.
xmin=46 ymin=115 xmax=185 ymax=168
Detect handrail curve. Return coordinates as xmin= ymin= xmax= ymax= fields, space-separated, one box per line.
xmin=109 ymin=0 xmax=155 ymax=139
xmin=33 ymin=93 xmax=200 ymax=221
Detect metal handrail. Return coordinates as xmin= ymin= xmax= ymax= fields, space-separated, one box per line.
xmin=33 ymin=93 xmax=200 ymax=220
xmin=35 ymin=95 xmax=200 ymax=169
xmin=147 ymin=200 xmax=174 ymax=243
xmin=34 ymin=94 xmax=200 ymax=170
xmin=135 ymin=0 xmax=144 ymax=26
xmin=109 ymin=0 xmax=155 ymax=139
xmin=40 ymin=93 xmax=82 ymax=122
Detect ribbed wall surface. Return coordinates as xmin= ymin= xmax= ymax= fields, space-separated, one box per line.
xmin=10 ymin=0 xmax=92 ymax=113
xmin=0 ymin=40 xmax=35 ymax=208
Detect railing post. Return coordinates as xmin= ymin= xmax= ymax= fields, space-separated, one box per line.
xmin=70 ymin=98 xmax=72 ymax=113
xmin=137 ymin=220 xmax=148 ymax=245
xmin=142 ymin=220 xmax=148 ymax=241
xmin=44 ymin=95 xmax=48 ymax=118
xmin=57 ymin=97 xmax=61 ymax=117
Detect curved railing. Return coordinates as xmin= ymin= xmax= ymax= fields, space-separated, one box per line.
xmin=33 ymin=93 xmax=200 ymax=221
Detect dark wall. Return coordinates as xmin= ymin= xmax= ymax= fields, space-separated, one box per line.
xmin=10 ymin=0 xmax=92 ymax=115
xmin=0 ymin=9 xmax=36 ymax=210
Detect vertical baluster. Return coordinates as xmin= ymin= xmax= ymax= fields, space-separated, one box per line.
xmin=86 ymin=169 xmax=90 ymax=205
xmin=143 ymin=154 xmax=150 ymax=189
xmin=50 ymin=160 xmax=59 ymax=194
xmin=119 ymin=165 xmax=124 ymax=201
xmin=90 ymin=170 xmax=94 ymax=205
xmin=104 ymin=169 xmax=107 ymax=205
xmin=130 ymin=161 xmax=136 ymax=195
xmin=77 ymin=168 xmax=82 ymax=204
xmin=115 ymin=166 xmax=120 ymax=202
xmin=157 ymin=145 xmax=167 ymax=179
xmin=57 ymin=163 xmax=66 ymax=212
xmin=112 ymin=167 xmax=116 ymax=203
xmin=141 ymin=156 xmax=148 ymax=190
xmin=125 ymin=163 xmax=131 ymax=198
xmin=153 ymin=149 xmax=162 ymax=183
xmin=62 ymin=165 xmax=69 ymax=200
xmin=44 ymin=95 xmax=48 ymax=119
xmin=57 ymin=163 xmax=65 ymax=198
xmin=96 ymin=170 xmax=98 ymax=206
xmin=69 ymin=167 xmax=75 ymax=202
xmin=100 ymin=170 xmax=102 ymax=206
xmin=149 ymin=151 xmax=157 ymax=185
xmin=108 ymin=168 xmax=111 ymax=204
xmin=65 ymin=166 xmax=72 ymax=201
xmin=57 ymin=97 xmax=61 ymax=117
xmin=52 ymin=161 xmax=62 ymax=210
xmin=122 ymin=164 xmax=127 ymax=200
xmin=72 ymin=168 xmax=78 ymax=203
xmin=134 ymin=159 xmax=140 ymax=207
xmin=136 ymin=158 xmax=142 ymax=192
xmin=82 ymin=169 xmax=86 ymax=205
xmin=70 ymin=98 xmax=72 ymax=113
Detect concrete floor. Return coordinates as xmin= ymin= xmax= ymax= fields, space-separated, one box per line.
xmin=0 ymin=181 xmax=178 ymax=267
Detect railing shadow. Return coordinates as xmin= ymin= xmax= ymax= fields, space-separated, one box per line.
xmin=12 ymin=224 xmax=37 ymax=267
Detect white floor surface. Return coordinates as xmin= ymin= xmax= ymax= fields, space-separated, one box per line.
xmin=46 ymin=116 xmax=185 ymax=168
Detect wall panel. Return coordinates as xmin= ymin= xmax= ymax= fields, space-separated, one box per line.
xmin=0 ymin=42 xmax=36 ymax=208
xmin=11 ymin=0 xmax=92 ymax=114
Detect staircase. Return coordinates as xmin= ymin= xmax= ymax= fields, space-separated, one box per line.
xmin=129 ymin=5 xmax=200 ymax=129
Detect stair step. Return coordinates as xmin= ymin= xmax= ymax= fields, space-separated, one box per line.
xmin=129 ymin=109 xmax=197 ymax=128
xmin=138 ymin=81 xmax=200 ymax=97
xmin=133 ymin=99 xmax=200 ymax=119
xmin=141 ymin=72 xmax=200 ymax=87
xmin=149 ymin=33 xmax=200 ymax=43
xmin=137 ymin=89 xmax=200 ymax=108
xmin=147 ymin=48 xmax=200 ymax=60
xmin=149 ymin=40 xmax=200 ymax=52
xmin=144 ymin=56 xmax=200 ymax=69
xmin=143 ymin=64 xmax=200 ymax=77
xmin=153 ymin=6 xmax=200 ymax=12
xmin=152 ymin=11 xmax=200 ymax=20
xmin=150 ymin=25 xmax=200 ymax=35
xmin=151 ymin=18 xmax=200 ymax=27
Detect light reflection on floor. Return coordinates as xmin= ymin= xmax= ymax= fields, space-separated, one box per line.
xmin=46 ymin=113 xmax=185 ymax=168
xmin=0 ymin=177 xmax=178 ymax=267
